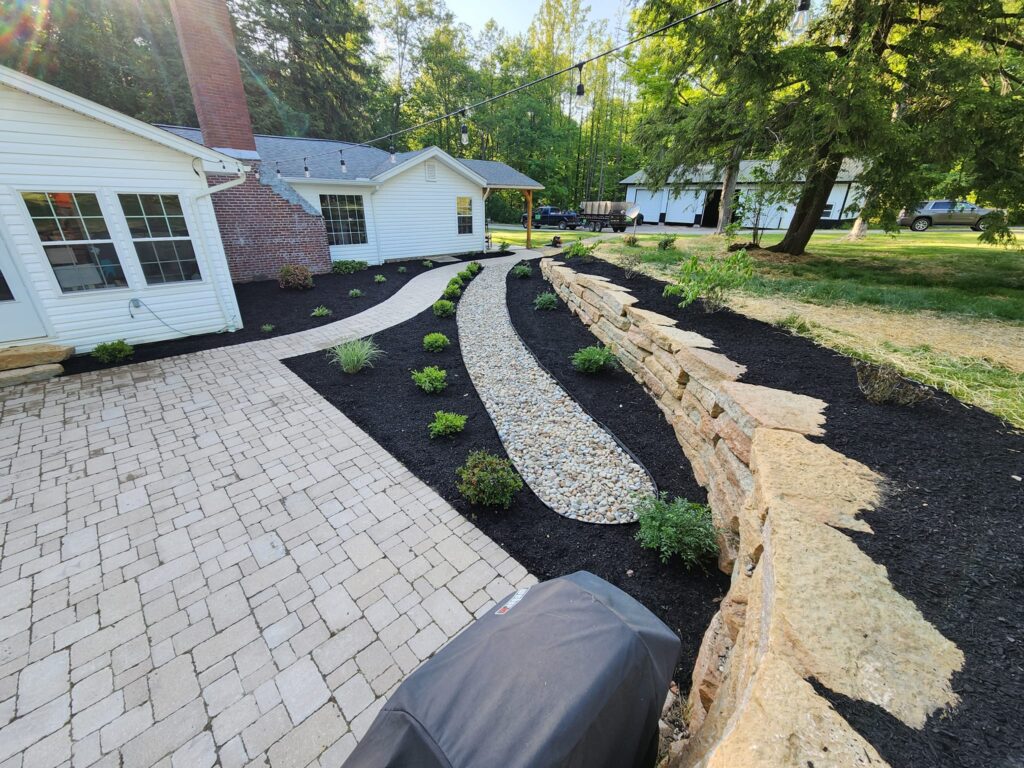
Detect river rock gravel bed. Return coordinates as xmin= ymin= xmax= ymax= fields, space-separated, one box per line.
xmin=457 ymin=262 xmax=655 ymax=523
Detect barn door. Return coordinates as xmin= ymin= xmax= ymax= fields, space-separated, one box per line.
xmin=0 ymin=235 xmax=47 ymax=343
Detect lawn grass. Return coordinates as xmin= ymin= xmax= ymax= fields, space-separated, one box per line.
xmin=487 ymin=227 xmax=599 ymax=248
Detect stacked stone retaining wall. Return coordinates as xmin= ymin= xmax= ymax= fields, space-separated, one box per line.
xmin=540 ymin=259 xmax=964 ymax=767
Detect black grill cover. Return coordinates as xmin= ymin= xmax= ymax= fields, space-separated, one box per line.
xmin=343 ymin=571 xmax=680 ymax=768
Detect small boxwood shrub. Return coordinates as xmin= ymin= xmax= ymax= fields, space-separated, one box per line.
xmin=634 ymin=494 xmax=718 ymax=569
xmin=456 ymin=451 xmax=523 ymax=508
xmin=310 ymin=305 xmax=332 ymax=317
xmin=443 ymin=285 xmax=461 ymax=300
xmin=466 ymin=261 xmax=483 ymax=275
xmin=374 ymin=274 xmax=387 ymax=284
xmin=278 ymin=264 xmax=314 ymax=290
xmin=260 ymin=323 xmax=275 ymax=333
xmin=533 ymin=291 xmax=559 ymax=311
xmin=511 ymin=264 xmax=533 ymax=279
xmin=428 ymin=410 xmax=467 ymax=439
xmin=433 ymin=299 xmax=455 ymax=317
xmin=571 ymin=344 xmax=618 ymax=374
xmin=411 ymin=365 xmax=447 ymax=393
xmin=423 ymin=332 xmax=450 ymax=352
xmin=328 ymin=337 xmax=384 ymax=374
xmin=349 ymin=288 xmax=363 ymax=298
xmin=332 ymin=260 xmax=367 ymax=274
xmin=91 ymin=339 xmax=134 ymax=364
xmin=457 ymin=269 xmax=473 ymax=282
xmin=448 ymin=275 xmax=464 ymax=289
xmin=422 ymin=260 xmax=435 ymax=268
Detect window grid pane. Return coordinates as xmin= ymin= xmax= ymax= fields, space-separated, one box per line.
xmin=117 ymin=194 xmax=201 ymax=284
xmin=456 ymin=196 xmax=473 ymax=235
xmin=320 ymin=195 xmax=368 ymax=246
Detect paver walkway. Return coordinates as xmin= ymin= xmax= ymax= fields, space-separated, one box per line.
xmin=0 ymin=252 xmax=539 ymax=768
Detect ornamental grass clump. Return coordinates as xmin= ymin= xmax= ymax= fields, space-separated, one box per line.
xmin=852 ymin=360 xmax=932 ymax=406
xmin=511 ymin=265 xmax=533 ymax=279
xmin=433 ymin=299 xmax=455 ymax=317
xmin=422 ymin=260 xmax=435 ymax=268
xmin=533 ymin=291 xmax=559 ymax=311
xmin=428 ymin=410 xmax=467 ymax=439
xmin=397 ymin=265 xmax=408 ymax=273
xmin=571 ymin=345 xmax=619 ymax=374
xmin=91 ymin=339 xmax=133 ymax=364
xmin=633 ymin=494 xmax=718 ymax=570
xmin=374 ymin=274 xmax=387 ymax=284
xmin=349 ymin=288 xmax=363 ymax=298
xmin=327 ymin=337 xmax=384 ymax=374
xmin=260 ymin=323 xmax=275 ymax=333
xmin=456 ymin=450 xmax=523 ymax=509
xmin=310 ymin=305 xmax=332 ymax=318
xmin=331 ymin=260 xmax=367 ymax=274
xmin=423 ymin=332 xmax=450 ymax=352
xmin=411 ymin=366 xmax=447 ymax=393
xmin=278 ymin=264 xmax=314 ymax=290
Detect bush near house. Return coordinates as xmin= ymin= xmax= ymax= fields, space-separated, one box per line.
xmin=511 ymin=265 xmax=533 ymax=279
xmin=456 ymin=450 xmax=523 ymax=508
xmin=397 ymin=266 xmax=408 ymax=273
xmin=260 ymin=323 xmax=275 ymax=333
xmin=571 ymin=345 xmax=618 ymax=374
xmin=533 ymin=291 xmax=559 ymax=311
xmin=374 ymin=274 xmax=387 ymax=283
xmin=327 ymin=337 xmax=384 ymax=374
xmin=310 ymin=305 xmax=332 ymax=317
xmin=423 ymin=260 xmax=435 ymax=268
xmin=91 ymin=339 xmax=134 ymax=364
xmin=411 ymin=366 xmax=448 ymax=393
xmin=449 ymin=275 xmax=465 ymax=289
xmin=428 ymin=410 xmax=467 ymax=439
xmin=423 ymin=332 xmax=450 ymax=352
xmin=633 ymin=494 xmax=718 ymax=569
xmin=443 ymin=285 xmax=462 ymax=300
xmin=278 ymin=264 xmax=314 ymax=290
xmin=332 ymin=260 xmax=368 ymax=274
xmin=349 ymin=289 xmax=363 ymax=298
xmin=466 ymin=261 xmax=483 ymax=275
xmin=433 ymin=300 xmax=456 ymax=317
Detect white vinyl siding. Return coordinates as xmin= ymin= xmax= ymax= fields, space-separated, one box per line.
xmin=0 ymin=83 xmax=241 ymax=350
xmin=289 ymin=183 xmax=378 ymax=263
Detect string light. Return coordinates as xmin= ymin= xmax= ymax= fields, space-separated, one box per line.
xmin=339 ymin=150 xmax=347 ymax=173
xmin=576 ymin=64 xmax=585 ymax=97
xmin=275 ymin=163 xmax=282 ymax=180
xmin=303 ymin=158 xmax=310 ymax=178
xmin=389 ymin=144 xmax=396 ymax=163
xmin=460 ymin=109 xmax=469 ymax=146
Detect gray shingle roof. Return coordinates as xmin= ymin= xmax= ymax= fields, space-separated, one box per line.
xmin=156 ymin=126 xmax=542 ymax=189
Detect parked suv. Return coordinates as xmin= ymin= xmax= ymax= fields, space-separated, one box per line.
xmin=898 ymin=200 xmax=997 ymax=232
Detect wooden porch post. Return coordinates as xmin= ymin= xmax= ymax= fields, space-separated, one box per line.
xmin=525 ymin=189 xmax=533 ymax=250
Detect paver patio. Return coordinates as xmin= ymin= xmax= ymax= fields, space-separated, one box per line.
xmin=0 ymin=252 xmax=541 ymax=768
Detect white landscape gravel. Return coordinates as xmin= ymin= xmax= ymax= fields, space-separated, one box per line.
xmin=457 ymin=260 xmax=655 ymax=523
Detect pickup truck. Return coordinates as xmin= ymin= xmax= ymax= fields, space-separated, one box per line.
xmin=521 ymin=206 xmax=580 ymax=230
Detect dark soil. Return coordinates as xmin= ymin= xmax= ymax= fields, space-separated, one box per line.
xmin=558 ymin=256 xmax=1024 ymax=768
xmin=64 ymin=252 xmax=506 ymax=376
xmin=283 ymin=277 xmax=728 ymax=686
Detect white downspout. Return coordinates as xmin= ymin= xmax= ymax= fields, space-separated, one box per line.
xmin=368 ymin=185 xmax=384 ymax=265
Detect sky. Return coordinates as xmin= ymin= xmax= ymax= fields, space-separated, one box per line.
xmin=445 ymin=0 xmax=629 ymax=37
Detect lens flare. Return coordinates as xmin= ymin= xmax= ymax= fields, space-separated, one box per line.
xmin=1 ymin=0 xmax=61 ymax=73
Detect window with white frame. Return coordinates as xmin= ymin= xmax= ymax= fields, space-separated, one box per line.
xmin=456 ymin=196 xmax=473 ymax=234
xmin=320 ymin=195 xmax=368 ymax=245
xmin=22 ymin=192 xmax=128 ymax=293
xmin=118 ymin=194 xmax=201 ymax=284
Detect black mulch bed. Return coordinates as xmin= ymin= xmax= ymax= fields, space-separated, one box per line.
xmin=283 ymin=280 xmax=729 ymax=686
xmin=63 ymin=252 xmax=505 ymax=376
xmin=555 ymin=256 xmax=1024 ymax=768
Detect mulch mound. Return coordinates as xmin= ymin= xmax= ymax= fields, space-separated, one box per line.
xmin=559 ymin=256 xmax=1024 ymax=768
xmin=283 ymin=283 xmax=728 ymax=686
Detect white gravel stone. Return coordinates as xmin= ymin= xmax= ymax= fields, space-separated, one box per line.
xmin=457 ymin=262 xmax=655 ymax=523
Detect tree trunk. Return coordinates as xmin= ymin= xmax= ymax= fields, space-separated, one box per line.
xmin=768 ymin=149 xmax=843 ymax=255
xmin=716 ymin=151 xmax=741 ymax=235
xmin=844 ymin=215 xmax=868 ymax=241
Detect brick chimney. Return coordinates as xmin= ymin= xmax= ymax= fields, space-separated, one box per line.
xmin=169 ymin=0 xmax=258 ymax=158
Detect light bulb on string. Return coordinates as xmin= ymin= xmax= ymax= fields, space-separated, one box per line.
xmin=275 ymin=163 xmax=282 ymax=180
xmin=576 ymin=63 xmax=585 ymax=97
xmin=389 ymin=144 xmax=396 ymax=163
xmin=460 ymin=109 xmax=469 ymax=146
xmin=303 ymin=158 xmax=310 ymax=178
xmin=339 ymin=150 xmax=347 ymax=174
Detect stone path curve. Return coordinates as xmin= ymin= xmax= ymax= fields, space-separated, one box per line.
xmin=457 ymin=260 xmax=655 ymax=523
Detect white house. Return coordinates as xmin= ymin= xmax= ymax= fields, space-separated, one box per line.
xmin=0 ymin=65 xmax=245 ymax=353
xmin=621 ymin=160 xmax=863 ymax=229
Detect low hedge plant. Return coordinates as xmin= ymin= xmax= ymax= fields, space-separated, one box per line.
xmin=456 ymin=450 xmax=523 ymax=508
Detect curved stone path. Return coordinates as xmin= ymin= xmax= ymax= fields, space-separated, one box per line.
xmin=457 ymin=260 xmax=655 ymax=523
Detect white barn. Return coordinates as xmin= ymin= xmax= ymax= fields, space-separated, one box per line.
xmin=621 ymin=160 xmax=863 ymax=229
xmin=0 ymin=66 xmax=245 ymax=353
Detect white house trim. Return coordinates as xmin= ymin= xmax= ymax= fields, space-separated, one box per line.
xmin=372 ymin=147 xmax=489 ymax=187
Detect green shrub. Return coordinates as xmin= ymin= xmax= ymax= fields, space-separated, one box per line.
xmin=456 ymin=450 xmax=523 ymax=508
xmin=443 ymin=285 xmax=462 ymax=300
xmin=423 ymin=332 xmax=450 ymax=352
xmin=457 ymin=269 xmax=473 ymax=282
xmin=428 ymin=410 xmax=467 ymax=439
xmin=310 ymin=305 xmax=332 ymax=318
xmin=571 ymin=345 xmax=619 ymax=374
xmin=634 ymin=494 xmax=718 ymax=569
xmin=564 ymin=240 xmax=596 ymax=261
xmin=411 ymin=366 xmax=447 ymax=393
xmin=91 ymin=339 xmax=134 ymax=364
xmin=332 ymin=260 xmax=367 ymax=274
xmin=623 ymin=233 xmax=640 ymax=247
xmin=374 ymin=274 xmax=387 ymax=284
xmin=260 ymin=323 xmax=275 ymax=333
xmin=448 ymin=275 xmax=465 ymax=289
xmin=497 ymin=240 xmax=510 ymax=252
xmin=657 ymin=236 xmax=677 ymax=251
xmin=663 ymin=249 xmax=753 ymax=311
xmin=533 ymin=291 xmax=559 ymax=311
xmin=327 ymin=337 xmax=384 ymax=374
xmin=621 ymin=251 xmax=643 ymax=279
xmin=278 ymin=264 xmax=314 ymax=290
xmin=433 ymin=299 xmax=456 ymax=317
xmin=422 ymin=260 xmax=435 ymax=268
xmin=511 ymin=265 xmax=533 ymax=279
xmin=466 ymin=261 xmax=483 ymax=275
xmin=349 ymin=288 xmax=363 ymax=298
xmin=397 ymin=265 xmax=408 ymax=273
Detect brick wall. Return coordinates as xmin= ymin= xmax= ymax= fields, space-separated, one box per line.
xmin=208 ymin=165 xmax=332 ymax=282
